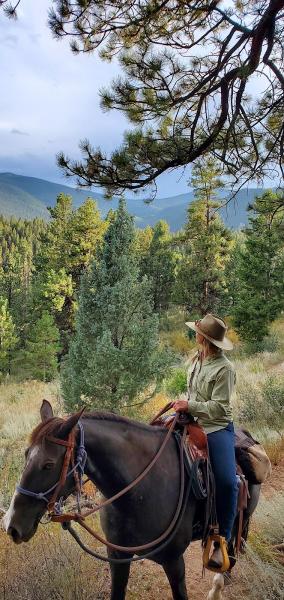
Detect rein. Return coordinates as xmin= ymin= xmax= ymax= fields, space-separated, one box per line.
xmin=16 ymin=405 xmax=192 ymax=564
xmin=16 ymin=421 xmax=87 ymax=514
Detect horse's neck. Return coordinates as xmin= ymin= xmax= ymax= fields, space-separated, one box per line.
xmin=81 ymin=417 xmax=163 ymax=499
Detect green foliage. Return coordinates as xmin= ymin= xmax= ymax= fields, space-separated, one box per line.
xmin=176 ymin=158 xmax=233 ymax=316
xmin=48 ymin=2 xmax=284 ymax=197
xmin=34 ymin=194 xmax=106 ymax=353
xmin=62 ymin=199 xmax=171 ymax=412
xmin=14 ymin=311 xmax=61 ymax=382
xmin=164 ymin=368 xmax=187 ymax=398
xmin=232 ymin=191 xmax=284 ymax=343
xmin=0 ymin=297 xmax=17 ymax=377
xmin=139 ymin=220 xmax=177 ymax=311
xmin=244 ymin=333 xmax=280 ymax=356
xmin=0 ymin=216 xmax=46 ymax=342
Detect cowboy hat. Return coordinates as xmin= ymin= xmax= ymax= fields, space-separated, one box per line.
xmin=185 ymin=313 xmax=233 ymax=351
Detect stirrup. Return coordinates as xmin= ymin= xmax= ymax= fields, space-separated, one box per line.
xmin=203 ymin=531 xmax=230 ymax=573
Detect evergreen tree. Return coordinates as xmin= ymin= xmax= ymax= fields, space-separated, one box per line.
xmin=140 ymin=221 xmax=177 ymax=311
xmin=34 ymin=194 xmax=106 ymax=353
xmin=0 ymin=297 xmax=17 ymax=377
xmin=15 ymin=311 xmax=61 ymax=382
xmin=62 ymin=199 xmax=170 ymax=412
xmin=232 ymin=191 xmax=284 ymax=343
xmin=176 ymin=159 xmax=233 ymax=316
xmin=0 ymin=216 xmax=45 ymax=346
xmin=225 ymin=230 xmax=246 ymax=312
xmin=45 ymin=1 xmax=284 ymax=198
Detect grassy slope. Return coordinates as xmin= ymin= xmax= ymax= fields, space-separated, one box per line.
xmin=0 ymin=322 xmax=283 ymax=599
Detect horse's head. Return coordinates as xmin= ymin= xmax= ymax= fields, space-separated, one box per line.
xmin=3 ymin=400 xmax=82 ymax=544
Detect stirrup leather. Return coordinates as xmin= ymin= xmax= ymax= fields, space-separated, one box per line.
xmin=203 ymin=533 xmax=230 ymax=573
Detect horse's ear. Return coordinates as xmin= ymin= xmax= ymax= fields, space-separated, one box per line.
xmin=58 ymin=408 xmax=85 ymax=439
xmin=40 ymin=400 xmax=54 ymax=422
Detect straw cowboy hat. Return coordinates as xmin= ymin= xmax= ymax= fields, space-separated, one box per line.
xmin=185 ymin=313 xmax=233 ymax=351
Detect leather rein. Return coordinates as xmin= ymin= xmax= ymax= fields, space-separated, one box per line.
xmin=16 ymin=404 xmax=191 ymax=563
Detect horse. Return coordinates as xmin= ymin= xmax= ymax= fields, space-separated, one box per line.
xmin=3 ymin=400 xmax=261 ymax=600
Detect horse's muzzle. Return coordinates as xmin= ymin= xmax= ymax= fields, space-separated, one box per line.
xmin=7 ymin=525 xmax=24 ymax=544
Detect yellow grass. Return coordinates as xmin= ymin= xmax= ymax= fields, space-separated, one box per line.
xmin=0 ymin=319 xmax=283 ymax=599
xmin=0 ymin=379 xmax=61 ymax=441
xmin=0 ymin=380 xmax=61 ymax=505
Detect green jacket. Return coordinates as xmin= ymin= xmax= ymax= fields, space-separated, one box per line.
xmin=187 ymin=351 xmax=236 ymax=434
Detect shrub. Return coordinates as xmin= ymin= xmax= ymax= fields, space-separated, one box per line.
xmin=164 ymin=368 xmax=187 ymax=398
xmin=262 ymin=375 xmax=284 ymax=431
xmin=160 ymin=330 xmax=194 ymax=354
xmin=235 ymin=379 xmax=265 ymax=424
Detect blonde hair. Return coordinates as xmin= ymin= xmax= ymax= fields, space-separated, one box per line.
xmin=202 ymin=338 xmax=221 ymax=356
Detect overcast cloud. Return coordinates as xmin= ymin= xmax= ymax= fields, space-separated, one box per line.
xmin=0 ymin=0 xmax=194 ymax=198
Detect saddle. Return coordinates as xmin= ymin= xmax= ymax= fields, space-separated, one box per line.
xmin=152 ymin=412 xmax=270 ymax=486
xmin=151 ymin=411 xmax=253 ymax=563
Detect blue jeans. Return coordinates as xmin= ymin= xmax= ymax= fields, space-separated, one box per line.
xmin=207 ymin=423 xmax=238 ymax=542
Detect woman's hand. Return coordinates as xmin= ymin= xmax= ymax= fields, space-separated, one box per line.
xmin=173 ymin=400 xmax=189 ymax=413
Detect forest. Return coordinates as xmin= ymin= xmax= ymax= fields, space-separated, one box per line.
xmin=0 ymin=0 xmax=284 ymax=595
xmin=1 ymin=159 xmax=284 ymax=600
xmin=1 ymin=159 xmax=283 ymax=409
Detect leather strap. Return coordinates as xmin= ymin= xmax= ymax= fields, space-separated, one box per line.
xmin=47 ymin=429 xmax=76 ymax=513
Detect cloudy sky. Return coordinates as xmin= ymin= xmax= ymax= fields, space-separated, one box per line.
xmin=0 ymin=0 xmax=192 ymax=197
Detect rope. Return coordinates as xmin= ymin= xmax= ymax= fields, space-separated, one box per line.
xmin=63 ymin=433 xmax=195 ymax=565
xmin=64 ymin=427 xmax=187 ymax=554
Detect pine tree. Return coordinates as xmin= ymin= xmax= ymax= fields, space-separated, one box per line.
xmin=34 ymin=194 xmax=106 ymax=353
xmin=61 ymin=199 xmax=170 ymax=412
xmin=232 ymin=191 xmax=284 ymax=344
xmin=15 ymin=311 xmax=61 ymax=381
xmin=46 ymin=2 xmax=284 ymax=198
xmin=0 ymin=297 xmax=17 ymax=377
xmin=176 ymin=159 xmax=233 ymax=316
xmin=140 ymin=221 xmax=177 ymax=311
xmin=0 ymin=216 xmax=45 ymax=344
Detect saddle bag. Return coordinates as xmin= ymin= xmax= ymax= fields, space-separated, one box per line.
xmin=234 ymin=428 xmax=272 ymax=484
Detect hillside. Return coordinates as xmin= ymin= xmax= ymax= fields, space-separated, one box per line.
xmin=0 ymin=172 xmax=266 ymax=229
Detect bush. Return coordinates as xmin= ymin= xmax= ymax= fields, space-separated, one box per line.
xmin=244 ymin=333 xmax=280 ymax=356
xmin=160 ymin=330 xmax=194 ymax=354
xmin=262 ymin=375 xmax=284 ymax=430
xmin=164 ymin=368 xmax=187 ymax=398
xmin=235 ymin=375 xmax=266 ymax=424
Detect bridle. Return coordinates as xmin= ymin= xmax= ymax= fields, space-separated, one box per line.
xmin=16 ymin=421 xmax=87 ymax=515
xmin=15 ymin=406 xmax=195 ymax=564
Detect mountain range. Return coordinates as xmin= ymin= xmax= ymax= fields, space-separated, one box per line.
xmin=0 ymin=172 xmax=267 ymax=230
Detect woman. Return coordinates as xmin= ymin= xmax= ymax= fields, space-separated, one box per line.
xmin=173 ymin=313 xmax=238 ymax=568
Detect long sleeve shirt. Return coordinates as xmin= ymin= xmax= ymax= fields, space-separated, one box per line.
xmin=187 ymin=351 xmax=236 ymax=434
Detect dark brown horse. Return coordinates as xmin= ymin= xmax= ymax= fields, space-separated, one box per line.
xmin=3 ymin=401 xmax=260 ymax=600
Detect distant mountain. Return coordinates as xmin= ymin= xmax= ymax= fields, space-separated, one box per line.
xmin=0 ymin=172 xmax=267 ymax=230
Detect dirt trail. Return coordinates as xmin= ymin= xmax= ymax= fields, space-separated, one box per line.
xmin=127 ymin=459 xmax=284 ymax=600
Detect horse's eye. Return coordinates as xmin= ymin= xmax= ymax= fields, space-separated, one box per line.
xmin=24 ymin=448 xmax=29 ymax=459
xmin=42 ymin=462 xmax=54 ymax=470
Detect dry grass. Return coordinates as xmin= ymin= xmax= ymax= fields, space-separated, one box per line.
xmin=228 ymin=544 xmax=284 ymax=600
xmin=0 ymin=327 xmax=284 ymax=599
xmin=232 ymin=492 xmax=284 ymax=600
xmin=0 ymin=379 xmax=61 ymax=506
xmin=160 ymin=329 xmax=195 ymax=354
xmin=254 ymin=429 xmax=284 ymax=466
xmin=0 ymin=379 xmax=61 ymax=441
xmin=0 ymin=524 xmax=110 ymax=600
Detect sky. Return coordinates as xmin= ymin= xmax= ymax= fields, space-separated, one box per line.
xmin=0 ymin=0 xmax=192 ymax=198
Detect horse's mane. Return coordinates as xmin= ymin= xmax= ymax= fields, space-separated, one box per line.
xmin=84 ymin=411 xmax=162 ymax=432
xmin=30 ymin=411 xmax=162 ymax=445
xmin=29 ymin=417 xmax=64 ymax=445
